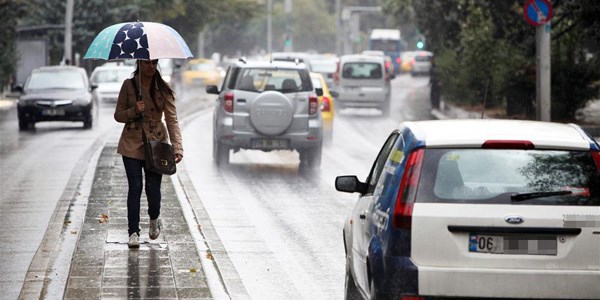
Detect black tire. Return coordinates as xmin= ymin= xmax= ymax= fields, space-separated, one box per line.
xmin=83 ymin=115 xmax=93 ymax=129
xmin=213 ymin=138 xmax=229 ymax=166
xmin=299 ymin=144 xmax=322 ymax=169
xmin=345 ymin=265 xmax=362 ymax=300
xmin=18 ymin=119 xmax=30 ymax=131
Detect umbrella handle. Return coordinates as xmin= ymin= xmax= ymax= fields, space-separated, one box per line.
xmin=137 ymin=61 xmax=143 ymax=102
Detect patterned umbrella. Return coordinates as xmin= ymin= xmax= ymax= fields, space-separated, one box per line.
xmin=84 ymin=21 xmax=193 ymax=60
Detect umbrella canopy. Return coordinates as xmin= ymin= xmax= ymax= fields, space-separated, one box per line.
xmin=84 ymin=22 xmax=193 ymax=61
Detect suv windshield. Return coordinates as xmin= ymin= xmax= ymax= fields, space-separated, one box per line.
xmin=26 ymin=70 xmax=86 ymax=90
xmin=231 ymin=68 xmax=311 ymax=93
xmin=417 ymin=149 xmax=600 ymax=205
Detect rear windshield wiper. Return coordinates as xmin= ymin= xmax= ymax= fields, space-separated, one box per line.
xmin=511 ymin=190 xmax=573 ymax=202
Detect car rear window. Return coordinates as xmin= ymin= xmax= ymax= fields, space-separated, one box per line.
xmin=414 ymin=55 xmax=432 ymax=62
xmin=27 ymin=70 xmax=86 ymax=90
xmin=342 ymin=62 xmax=382 ymax=79
xmin=416 ymin=149 xmax=600 ymax=206
xmin=231 ymin=68 xmax=312 ymax=93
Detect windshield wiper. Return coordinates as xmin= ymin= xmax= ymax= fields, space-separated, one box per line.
xmin=511 ymin=190 xmax=573 ymax=202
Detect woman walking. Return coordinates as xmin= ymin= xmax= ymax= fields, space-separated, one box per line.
xmin=114 ymin=59 xmax=183 ymax=248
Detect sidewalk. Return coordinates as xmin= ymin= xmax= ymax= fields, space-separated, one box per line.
xmin=62 ymin=145 xmax=212 ymax=299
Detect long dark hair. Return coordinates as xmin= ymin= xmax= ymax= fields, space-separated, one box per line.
xmin=133 ymin=60 xmax=174 ymax=108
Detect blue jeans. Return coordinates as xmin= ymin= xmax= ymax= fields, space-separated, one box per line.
xmin=122 ymin=156 xmax=162 ymax=235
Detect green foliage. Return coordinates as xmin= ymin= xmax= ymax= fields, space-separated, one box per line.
xmin=0 ymin=0 xmax=28 ymax=90
xmin=384 ymin=0 xmax=600 ymax=121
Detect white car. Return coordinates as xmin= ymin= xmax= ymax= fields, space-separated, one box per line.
xmin=336 ymin=119 xmax=600 ymax=299
xmin=89 ymin=63 xmax=134 ymax=103
xmin=411 ymin=51 xmax=433 ymax=76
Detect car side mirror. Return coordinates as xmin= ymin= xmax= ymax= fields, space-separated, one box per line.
xmin=329 ymin=91 xmax=339 ymax=98
xmin=91 ymin=84 xmax=99 ymax=90
xmin=206 ymin=85 xmax=219 ymax=95
xmin=315 ymin=88 xmax=323 ymax=97
xmin=12 ymin=85 xmax=23 ymax=93
xmin=335 ymin=175 xmax=367 ymax=194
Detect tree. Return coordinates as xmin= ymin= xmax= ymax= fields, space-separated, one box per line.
xmin=0 ymin=0 xmax=28 ymax=91
xmin=383 ymin=0 xmax=600 ymax=121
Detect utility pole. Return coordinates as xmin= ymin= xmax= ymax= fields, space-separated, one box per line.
xmin=267 ymin=0 xmax=273 ymax=54
xmin=284 ymin=0 xmax=293 ymax=51
xmin=64 ymin=0 xmax=74 ymax=64
xmin=536 ymin=22 xmax=551 ymax=121
xmin=335 ymin=0 xmax=341 ymax=55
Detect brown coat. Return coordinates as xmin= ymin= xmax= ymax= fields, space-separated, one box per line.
xmin=114 ymin=77 xmax=183 ymax=160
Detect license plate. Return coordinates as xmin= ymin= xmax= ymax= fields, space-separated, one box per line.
xmin=251 ymin=138 xmax=289 ymax=149
xmin=469 ymin=234 xmax=557 ymax=255
xmin=41 ymin=108 xmax=65 ymax=116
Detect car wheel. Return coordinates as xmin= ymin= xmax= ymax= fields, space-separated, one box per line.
xmin=83 ymin=115 xmax=93 ymax=129
xmin=18 ymin=119 xmax=30 ymax=131
xmin=345 ymin=264 xmax=361 ymax=300
xmin=213 ymin=138 xmax=229 ymax=166
xmin=300 ymin=144 xmax=322 ymax=169
xmin=250 ymin=91 xmax=294 ymax=136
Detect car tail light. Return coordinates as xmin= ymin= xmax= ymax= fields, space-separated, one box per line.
xmin=309 ymin=95 xmax=319 ymax=115
xmin=321 ymin=96 xmax=331 ymax=112
xmin=223 ymin=92 xmax=234 ymax=113
xmin=393 ymin=148 xmax=425 ymax=229
xmin=482 ymin=140 xmax=534 ymax=149
xmin=401 ymin=296 xmax=424 ymax=300
xmin=592 ymin=151 xmax=600 ymax=171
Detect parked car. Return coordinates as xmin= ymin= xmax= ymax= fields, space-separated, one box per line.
xmin=16 ymin=65 xmax=98 ymax=130
xmin=89 ymin=63 xmax=133 ymax=103
xmin=206 ymin=59 xmax=323 ymax=168
xmin=411 ymin=51 xmax=433 ymax=76
xmin=183 ymin=58 xmax=222 ymax=87
xmin=336 ymin=119 xmax=600 ymax=300
xmin=334 ymin=54 xmax=391 ymax=116
xmin=310 ymin=72 xmax=337 ymax=143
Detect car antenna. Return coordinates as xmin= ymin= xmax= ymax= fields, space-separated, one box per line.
xmin=481 ymin=78 xmax=489 ymax=119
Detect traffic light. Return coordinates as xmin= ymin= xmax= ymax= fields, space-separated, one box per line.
xmin=416 ymin=39 xmax=424 ymax=49
xmin=416 ymin=34 xmax=425 ymax=49
xmin=284 ymin=34 xmax=292 ymax=48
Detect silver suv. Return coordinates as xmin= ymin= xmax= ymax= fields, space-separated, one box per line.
xmin=206 ymin=59 xmax=323 ymax=168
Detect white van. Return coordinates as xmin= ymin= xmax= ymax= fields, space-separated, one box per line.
xmin=334 ymin=54 xmax=391 ymax=115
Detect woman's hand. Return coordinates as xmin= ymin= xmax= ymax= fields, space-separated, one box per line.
xmin=135 ymin=100 xmax=145 ymax=113
xmin=175 ymin=154 xmax=183 ymax=163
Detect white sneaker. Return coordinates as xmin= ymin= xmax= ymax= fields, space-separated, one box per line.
xmin=128 ymin=233 xmax=140 ymax=248
xmin=149 ymin=218 xmax=161 ymax=240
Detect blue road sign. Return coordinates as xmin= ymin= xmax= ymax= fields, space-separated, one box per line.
xmin=524 ymin=0 xmax=553 ymax=26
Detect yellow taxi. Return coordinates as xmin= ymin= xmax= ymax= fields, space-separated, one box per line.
xmin=310 ymin=72 xmax=336 ymax=139
xmin=182 ymin=58 xmax=221 ymax=87
xmin=400 ymin=51 xmax=417 ymax=73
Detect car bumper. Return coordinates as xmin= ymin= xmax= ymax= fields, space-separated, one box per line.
xmin=417 ymin=266 xmax=600 ymax=299
xmin=18 ymin=105 xmax=91 ymax=122
xmin=215 ymin=117 xmax=323 ymax=151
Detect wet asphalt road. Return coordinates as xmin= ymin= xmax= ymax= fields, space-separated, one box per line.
xmin=181 ymin=74 xmax=432 ymax=299
xmin=0 ymin=74 xmax=431 ymax=299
